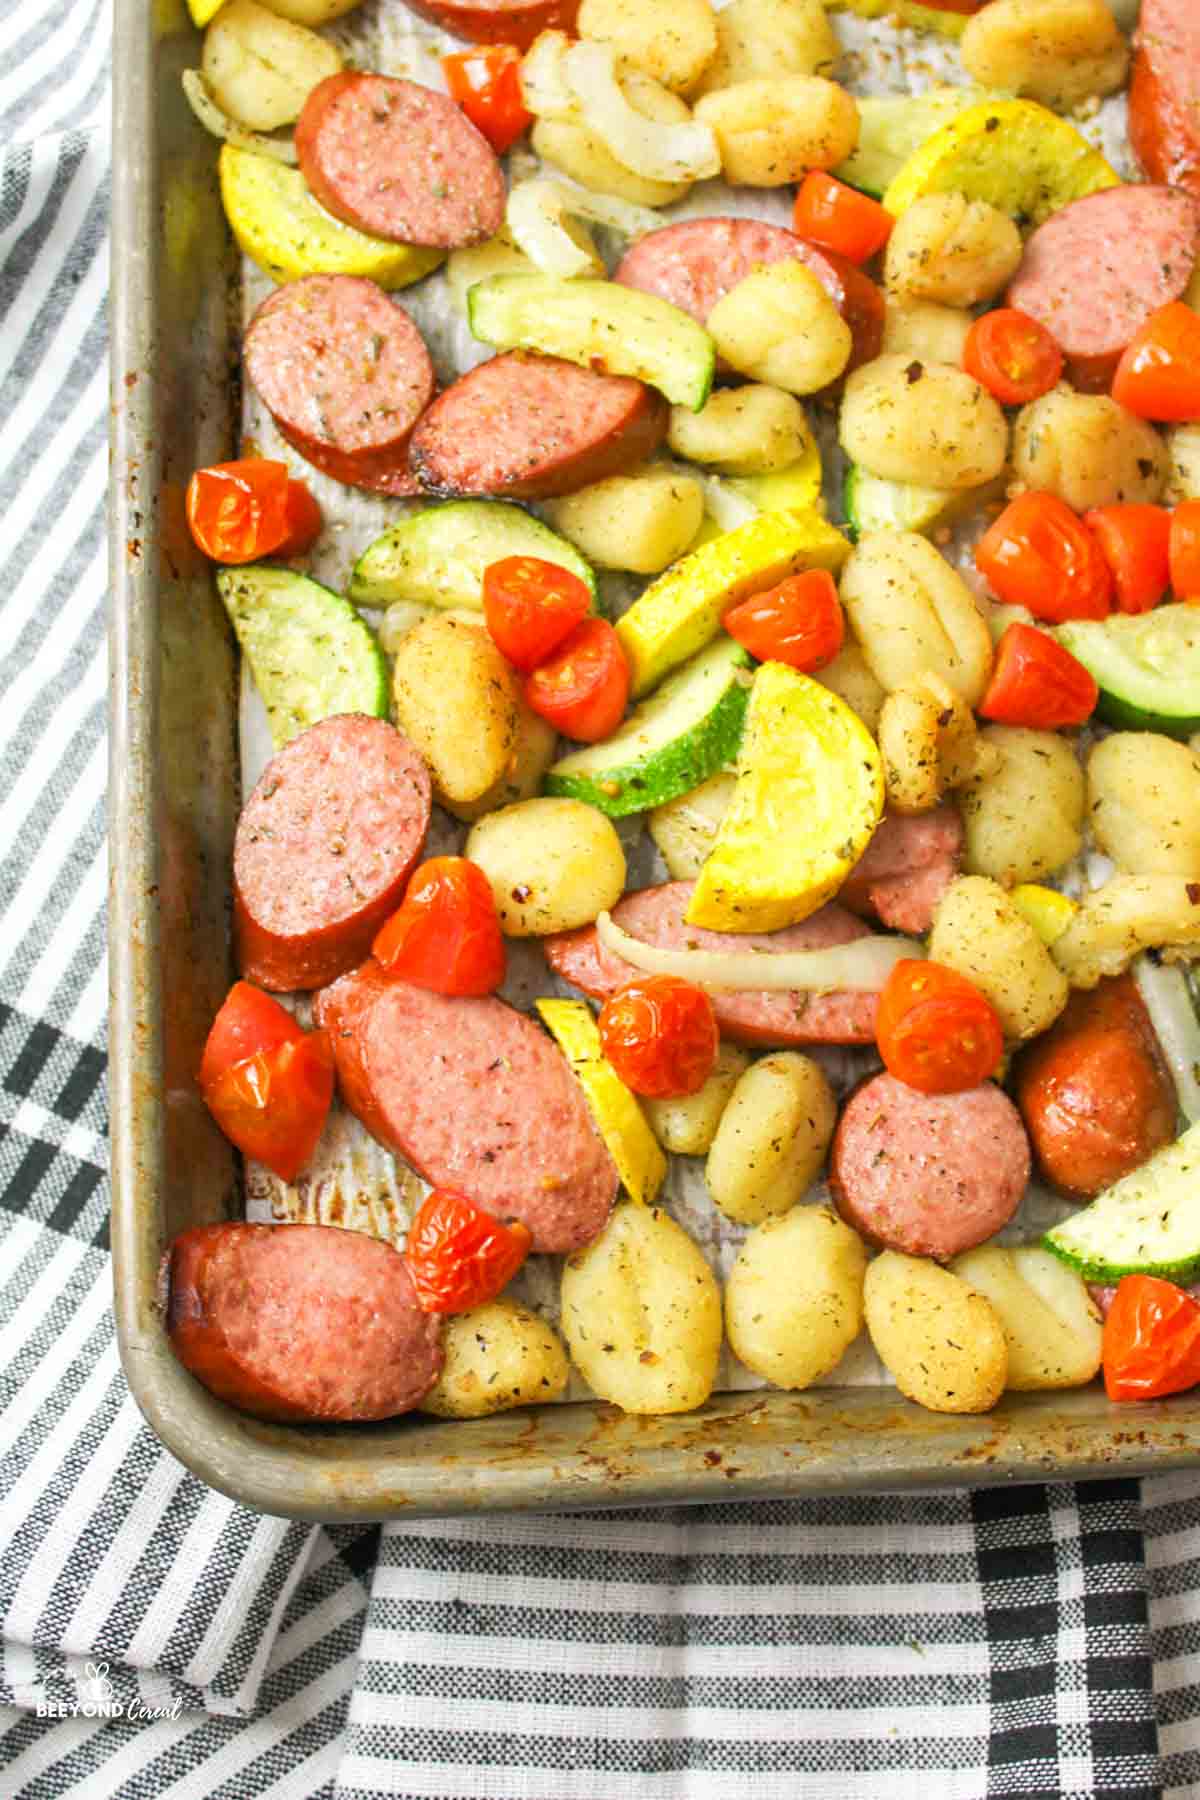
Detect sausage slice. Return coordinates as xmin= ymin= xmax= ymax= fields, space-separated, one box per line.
xmin=163 ymin=1223 xmax=442 ymax=1421
xmin=244 ymin=275 xmax=434 ymax=494
xmin=1013 ymin=975 xmax=1177 ymax=1201
xmin=296 ymin=73 xmax=505 ymax=249
xmin=543 ymin=881 xmax=880 ymax=1048
xmin=830 ymin=1072 xmax=1030 ymax=1261
xmin=839 ymin=804 xmax=964 ymax=936
xmin=1007 ymin=185 xmax=1200 ymax=391
xmin=234 ymin=716 xmax=432 ymax=993
xmin=1130 ymin=0 xmax=1200 ymax=197
xmin=409 ymin=352 xmax=669 ymax=499
xmin=315 ymin=967 xmax=618 ymax=1252
xmin=399 ymin=0 xmax=580 ymax=51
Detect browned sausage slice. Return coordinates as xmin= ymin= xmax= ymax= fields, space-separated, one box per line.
xmin=409 ymin=352 xmax=669 ymax=499
xmin=1013 ymin=975 xmax=1177 ymax=1201
xmin=296 ymin=73 xmax=505 ymax=249
xmin=399 ymin=0 xmax=580 ymax=50
xmin=543 ymin=881 xmax=880 ymax=1048
xmin=839 ymin=805 xmax=964 ymax=936
xmin=315 ymin=968 xmax=618 ymax=1252
xmin=1130 ymin=0 xmax=1200 ymax=197
xmin=234 ymin=717 xmax=432 ymax=993
xmin=244 ymin=275 xmax=434 ymax=493
xmin=163 ymin=1222 xmax=442 ymax=1421
xmin=829 ymin=1072 xmax=1030 ymax=1261
xmin=1007 ymin=185 xmax=1200 ymax=390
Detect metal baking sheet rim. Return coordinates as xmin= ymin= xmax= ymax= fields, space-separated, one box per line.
xmin=107 ymin=0 xmax=1200 ymax=1521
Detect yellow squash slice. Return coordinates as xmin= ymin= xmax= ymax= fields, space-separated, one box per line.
xmin=727 ymin=438 xmax=823 ymax=517
xmin=882 ymin=98 xmax=1120 ymax=226
xmin=687 ymin=664 xmax=884 ymax=934
xmin=616 ymin=508 xmax=851 ymax=698
xmin=1009 ymin=885 xmax=1078 ymax=948
xmin=219 ymin=145 xmax=444 ymax=288
xmin=535 ymin=999 xmax=667 ymax=1207
xmin=187 ymin=0 xmax=226 ymax=23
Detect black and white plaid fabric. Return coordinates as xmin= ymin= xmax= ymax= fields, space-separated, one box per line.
xmin=3 ymin=2 xmax=1200 ymax=1795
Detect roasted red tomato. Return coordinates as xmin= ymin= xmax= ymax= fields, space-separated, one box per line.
xmin=598 ymin=976 xmax=719 ymax=1099
xmin=406 ymin=1188 xmax=532 ymax=1313
xmin=1103 ymin=1275 xmax=1200 ymax=1402
xmin=1112 ymin=302 xmax=1200 ymax=422
xmin=978 ymin=622 xmax=1099 ymax=730
xmin=1170 ymin=500 xmax=1200 ymax=601
xmin=525 ymin=617 xmax=630 ymax=743
xmin=962 ymin=308 xmax=1063 ymax=407
xmin=442 ymin=44 xmax=532 ymax=155
xmin=186 ymin=459 xmax=292 ymax=564
xmin=792 ymin=172 xmax=893 ymax=264
xmin=275 ymin=479 xmax=323 ymax=556
xmin=875 ymin=959 xmax=1004 ymax=1095
xmin=1084 ymin=503 xmax=1172 ymax=615
xmin=723 ymin=569 xmax=844 ymax=672
xmin=199 ymin=982 xmax=334 ymax=1182
xmin=373 ymin=856 xmax=506 ymax=996
xmin=975 ymin=491 xmax=1113 ymax=623
xmin=483 ymin=555 xmax=591 ymax=671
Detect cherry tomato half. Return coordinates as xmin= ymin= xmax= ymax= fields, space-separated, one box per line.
xmin=1112 ymin=301 xmax=1200 ymax=423
xmin=1170 ymin=500 xmax=1200 ymax=602
xmin=373 ymin=857 xmax=505 ymax=997
xmin=442 ymin=44 xmax=532 ymax=155
xmin=275 ymin=479 xmax=323 ymax=557
xmin=975 ymin=491 xmax=1113 ymax=624
xmin=963 ymin=308 xmax=1064 ymax=407
xmin=483 ymin=555 xmax=591 ymax=672
xmin=978 ymin=622 xmax=1099 ymax=730
xmin=792 ymin=172 xmax=893 ymax=265
xmin=406 ymin=1188 xmax=532 ymax=1314
xmin=1102 ymin=1275 xmax=1200 ymax=1402
xmin=724 ymin=569 xmax=844 ymax=672
xmin=875 ymin=959 xmax=1004 ymax=1096
xmin=598 ymin=976 xmax=719 ymax=1100
xmin=186 ymin=459 xmax=292 ymax=564
xmin=1083 ymin=503 xmax=1172 ymax=615
xmin=199 ymin=982 xmax=334 ymax=1182
xmin=525 ymin=617 xmax=630 ymax=743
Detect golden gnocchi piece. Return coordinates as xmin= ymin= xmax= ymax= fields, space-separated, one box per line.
xmin=705 ymin=1052 xmax=837 ymax=1225
xmin=545 ymin=468 xmax=704 ymax=575
xmin=644 ymin=1043 xmax=749 ymax=1156
xmin=864 ymin=1251 xmax=1007 ymax=1415
xmin=884 ymin=193 xmax=1023 ymax=309
xmin=707 ymin=260 xmax=853 ymax=395
xmin=667 ymin=385 xmax=811 ymax=475
xmin=929 ymin=874 xmax=1069 ymax=1040
xmin=465 ymin=797 xmax=627 ymax=936
xmin=813 ymin=640 xmax=886 ymax=735
xmin=1051 ymin=875 xmax=1200 ymax=988
xmin=1012 ymin=387 xmax=1168 ymax=513
xmin=202 ymin=0 xmax=342 ymax=130
xmin=576 ymin=0 xmax=718 ymax=94
xmin=391 ymin=617 xmax=521 ymax=810
xmin=725 ymin=1206 xmax=868 ymax=1391
xmin=1087 ymin=734 xmax=1200 ymax=879
xmin=882 ymin=297 xmax=974 ymax=368
xmin=695 ymin=0 xmax=838 ymax=94
xmin=838 ymin=531 xmax=994 ymax=706
xmin=694 ymin=76 xmax=859 ymax=186
xmin=419 ymin=1300 xmax=570 ymax=1417
xmin=839 ymin=355 xmax=1009 ymax=492
xmin=877 ymin=672 xmax=998 ymax=815
xmin=959 ymin=725 xmax=1085 ymax=887
xmin=960 ymin=0 xmax=1129 ymax=111
xmin=950 ymin=1247 xmax=1103 ymax=1393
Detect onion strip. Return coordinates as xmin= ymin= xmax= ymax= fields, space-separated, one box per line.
xmin=1133 ymin=955 xmax=1200 ymax=1125
xmin=699 ymin=474 xmax=758 ymax=533
xmin=519 ymin=30 xmax=575 ymax=121
xmin=595 ymin=910 xmax=923 ymax=993
xmin=181 ymin=70 xmax=298 ymax=164
xmin=506 ymin=180 xmax=605 ymax=279
xmin=563 ymin=41 xmax=720 ymax=184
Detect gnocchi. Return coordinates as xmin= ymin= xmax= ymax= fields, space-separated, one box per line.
xmin=693 ymin=76 xmax=859 ymax=187
xmin=959 ymin=725 xmax=1085 ymax=886
xmin=649 ymin=771 xmax=735 ymax=879
xmin=705 ymin=1052 xmax=837 ymax=1225
xmin=695 ymin=0 xmax=838 ymax=94
xmin=1166 ymin=422 xmax=1200 ymax=505
xmin=576 ymin=0 xmax=719 ymax=95
xmin=839 ymin=355 xmax=1009 ymax=491
xmin=419 ymin=1300 xmax=571 ymax=1417
xmin=838 ymin=531 xmax=994 ymax=706
xmin=559 ymin=1202 xmax=722 ymax=1414
xmin=202 ymin=0 xmax=342 ymax=130
xmin=545 ymin=468 xmax=705 ymax=575
xmin=813 ymin=640 xmax=886 ymax=735
xmin=950 ymin=1247 xmax=1103 ymax=1392
xmin=667 ymin=385 xmax=811 ymax=475
xmin=1087 ymin=733 xmax=1200 ymax=879
xmin=644 ymin=1043 xmax=749 ymax=1156
xmin=725 ymin=1206 xmax=868 ymax=1391
xmin=864 ymin=1252 xmax=1007 ymax=1415
xmin=1052 ymin=875 xmax=1200 ymax=988
xmin=877 ymin=672 xmax=997 ymax=814
xmin=707 ymin=261 xmax=853 ymax=395
xmin=929 ymin=874 xmax=1069 ymax=1039
xmin=447 ymin=699 xmax=558 ymax=825
xmin=960 ymin=0 xmax=1129 ymax=111
xmin=466 ymin=797 xmax=627 ymax=936
xmin=532 ymin=68 xmax=696 ymax=208
xmin=1012 ymin=387 xmax=1168 ymax=512
xmin=882 ymin=296 xmax=974 ymax=368
xmin=391 ymin=616 xmax=520 ymax=811
xmin=884 ymin=193 xmax=1023 ymax=309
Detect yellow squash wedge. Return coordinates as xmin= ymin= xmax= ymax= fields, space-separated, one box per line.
xmin=536 ymin=999 xmax=666 ymax=1206
xmin=830 ymin=0 xmax=970 ymax=38
xmin=219 ymin=145 xmax=445 ymax=288
xmin=687 ymin=664 xmax=884 ymax=934
xmin=1009 ymin=884 xmax=1078 ymax=948
xmin=187 ymin=0 xmax=226 ymax=22
xmin=616 ymin=508 xmax=851 ymax=698
xmin=882 ymin=98 xmax=1120 ymax=226
xmin=727 ymin=438 xmax=823 ymax=517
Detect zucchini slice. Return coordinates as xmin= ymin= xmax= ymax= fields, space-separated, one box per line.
xmin=1044 ymin=1121 xmax=1200 ymax=1283
xmin=1056 ymin=605 xmax=1200 ymax=739
xmin=349 ymin=500 xmax=599 ymax=612
xmin=842 ymin=465 xmax=1004 ymax=540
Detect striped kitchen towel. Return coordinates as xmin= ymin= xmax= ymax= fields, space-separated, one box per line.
xmin=3 ymin=0 xmax=1200 ymax=1796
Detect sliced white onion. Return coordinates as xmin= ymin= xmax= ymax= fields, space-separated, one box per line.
xmin=699 ymin=475 xmax=758 ymax=533
xmin=506 ymin=180 xmax=604 ymax=279
xmin=595 ymin=911 xmax=923 ymax=994
xmin=563 ymin=40 xmax=720 ymax=184
xmin=552 ymin=179 xmax=664 ymax=240
xmin=1133 ymin=955 xmax=1200 ymax=1125
xmin=181 ymin=70 xmax=298 ymax=164
xmin=519 ymin=30 xmax=575 ymax=121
